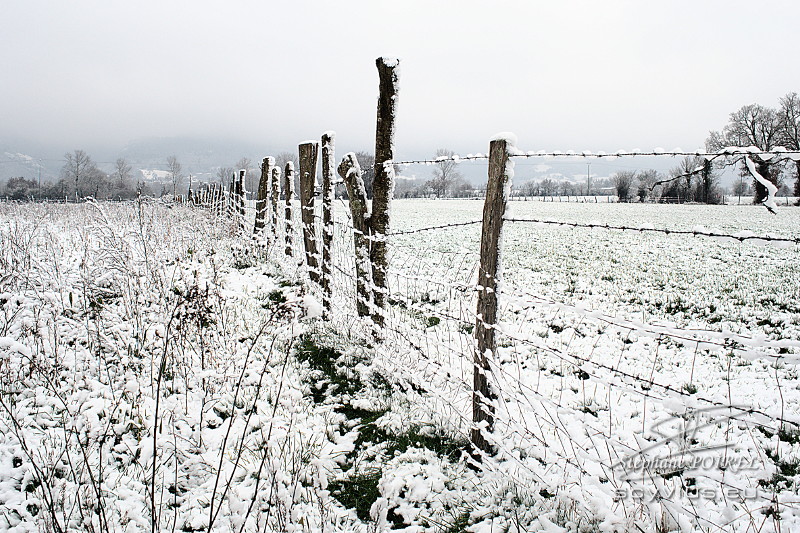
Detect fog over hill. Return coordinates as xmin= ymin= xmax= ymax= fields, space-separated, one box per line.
xmin=0 ymin=136 xmax=280 ymax=187
xmin=2 ymin=135 xmax=741 ymax=193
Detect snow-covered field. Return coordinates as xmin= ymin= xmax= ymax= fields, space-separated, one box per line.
xmin=1 ymin=199 xmax=799 ymax=532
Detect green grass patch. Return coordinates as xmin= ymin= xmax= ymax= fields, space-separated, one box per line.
xmin=442 ymin=512 xmax=471 ymax=533
xmin=355 ymin=423 xmax=466 ymax=463
xmin=328 ymin=469 xmax=382 ymax=522
xmin=295 ymin=335 xmax=364 ymax=401
xmin=760 ymin=449 xmax=800 ymax=490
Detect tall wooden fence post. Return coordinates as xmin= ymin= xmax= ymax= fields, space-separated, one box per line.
xmin=337 ymin=153 xmax=372 ymax=317
xmin=369 ymin=57 xmax=400 ymax=326
xmin=228 ymin=175 xmax=235 ymax=218
xmin=472 ymin=136 xmax=514 ymax=456
xmin=270 ymin=166 xmax=280 ymax=241
xmin=299 ymin=142 xmax=321 ymax=284
xmin=321 ymin=132 xmax=335 ymax=316
xmin=237 ymin=169 xmax=246 ymax=229
xmin=284 ymin=162 xmax=295 ymax=257
xmin=254 ymin=157 xmax=274 ymax=234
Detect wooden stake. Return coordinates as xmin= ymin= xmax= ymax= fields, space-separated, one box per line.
xmin=472 ymin=138 xmax=511 ymax=456
xmin=299 ymin=142 xmax=320 ymax=283
xmin=337 ymin=152 xmax=372 ymax=317
xmin=284 ymin=162 xmax=295 ymax=257
xmin=237 ymin=169 xmax=246 ymax=227
xmin=254 ymin=157 xmax=274 ymax=234
xmin=271 ymin=166 xmax=280 ymax=240
xmin=369 ymin=57 xmax=400 ymax=326
xmin=321 ymin=132 xmax=335 ymax=316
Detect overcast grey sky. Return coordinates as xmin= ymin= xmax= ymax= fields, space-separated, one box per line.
xmin=3 ymin=0 xmax=800 ymax=159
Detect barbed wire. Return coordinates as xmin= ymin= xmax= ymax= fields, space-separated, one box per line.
xmin=388 ymin=148 xmax=800 ymax=167
xmin=305 ymin=206 xmax=799 ymax=246
xmin=491 ymin=324 xmax=798 ymax=429
xmin=245 ymin=198 xmax=794 ymax=530
xmin=387 ymin=220 xmax=483 ymax=236
xmin=503 ymin=217 xmax=800 ymax=245
xmin=504 ymin=288 xmax=800 ymax=361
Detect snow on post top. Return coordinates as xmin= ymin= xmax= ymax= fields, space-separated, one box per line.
xmin=378 ymin=57 xmax=400 ymax=68
xmin=490 ymin=132 xmax=518 ymax=147
xmin=323 ymin=130 xmax=336 ymax=138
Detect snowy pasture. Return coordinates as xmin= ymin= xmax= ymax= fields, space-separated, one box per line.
xmin=1 ymin=198 xmax=799 ymax=532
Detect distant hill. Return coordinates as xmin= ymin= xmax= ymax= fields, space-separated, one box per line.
xmin=119 ymin=136 xmax=275 ymax=177
xmin=0 ymin=136 xmax=280 ymax=187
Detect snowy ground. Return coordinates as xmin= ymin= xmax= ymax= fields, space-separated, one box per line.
xmin=1 ymin=199 xmax=799 ymax=532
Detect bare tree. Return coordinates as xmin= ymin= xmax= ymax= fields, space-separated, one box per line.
xmin=61 ymin=150 xmax=105 ymax=201
xmin=166 ymin=155 xmax=183 ymax=198
xmin=732 ymin=177 xmax=751 ymax=199
xmin=215 ymin=166 xmax=234 ymax=184
xmin=707 ymin=103 xmax=784 ymax=203
xmin=113 ymin=158 xmax=132 ymax=185
xmin=111 ymin=158 xmax=136 ymax=199
xmin=540 ymin=178 xmax=556 ymax=196
xmin=518 ymin=180 xmax=539 ymax=197
xmin=611 ymin=171 xmax=636 ymax=201
xmin=637 ymin=169 xmax=660 ymax=202
xmin=778 ymin=92 xmax=800 ymax=201
xmin=425 ymin=148 xmax=463 ymax=198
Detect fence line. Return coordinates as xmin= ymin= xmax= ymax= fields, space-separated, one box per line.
xmin=177 ymin=58 xmax=800 ymax=532
xmin=191 ymin=143 xmax=800 ymax=530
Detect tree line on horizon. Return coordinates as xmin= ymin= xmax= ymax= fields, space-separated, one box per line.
xmin=3 ymin=93 xmax=798 ymax=203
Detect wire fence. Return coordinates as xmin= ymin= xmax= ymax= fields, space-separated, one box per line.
xmin=185 ymin=140 xmax=800 ymax=532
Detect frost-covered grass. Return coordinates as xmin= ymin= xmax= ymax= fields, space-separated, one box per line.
xmin=2 ymin=199 xmax=800 ymax=532
xmin=0 ymin=201 xmax=354 ymax=532
xmin=373 ymin=199 xmax=800 ymax=532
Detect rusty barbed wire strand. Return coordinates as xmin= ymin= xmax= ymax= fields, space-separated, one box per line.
xmin=503 ymin=217 xmax=800 ymax=245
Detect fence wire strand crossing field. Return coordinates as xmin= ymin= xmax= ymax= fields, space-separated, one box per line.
xmin=186 ymin=129 xmax=800 ymax=532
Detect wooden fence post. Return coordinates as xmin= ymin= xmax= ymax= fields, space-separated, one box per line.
xmin=472 ymin=136 xmax=513 ymax=456
xmin=237 ymin=169 xmax=246 ymax=229
xmin=369 ymin=57 xmax=400 ymax=326
xmin=228 ymin=175 xmax=235 ymax=218
xmin=299 ymin=142 xmax=321 ymax=284
xmin=284 ymin=162 xmax=295 ymax=257
xmin=337 ymin=153 xmax=372 ymax=317
xmin=254 ymin=157 xmax=274 ymax=234
xmin=270 ymin=166 xmax=280 ymax=240
xmin=214 ymin=184 xmax=222 ymax=215
xmin=321 ymin=132 xmax=335 ymax=316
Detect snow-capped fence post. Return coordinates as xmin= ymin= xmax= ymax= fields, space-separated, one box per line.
xmin=254 ymin=157 xmax=274 ymax=234
xmin=284 ymin=162 xmax=295 ymax=257
xmin=299 ymin=142 xmax=321 ymax=283
xmin=472 ymin=136 xmax=513 ymax=456
xmin=321 ymin=132 xmax=335 ymax=316
xmin=237 ymin=169 xmax=246 ymax=229
xmin=270 ymin=165 xmax=280 ymax=240
xmin=337 ymin=153 xmax=372 ymax=317
xmin=369 ymin=57 xmax=400 ymax=326
xmin=228 ymin=174 xmax=236 ymax=219
xmin=214 ymin=183 xmax=223 ymax=215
